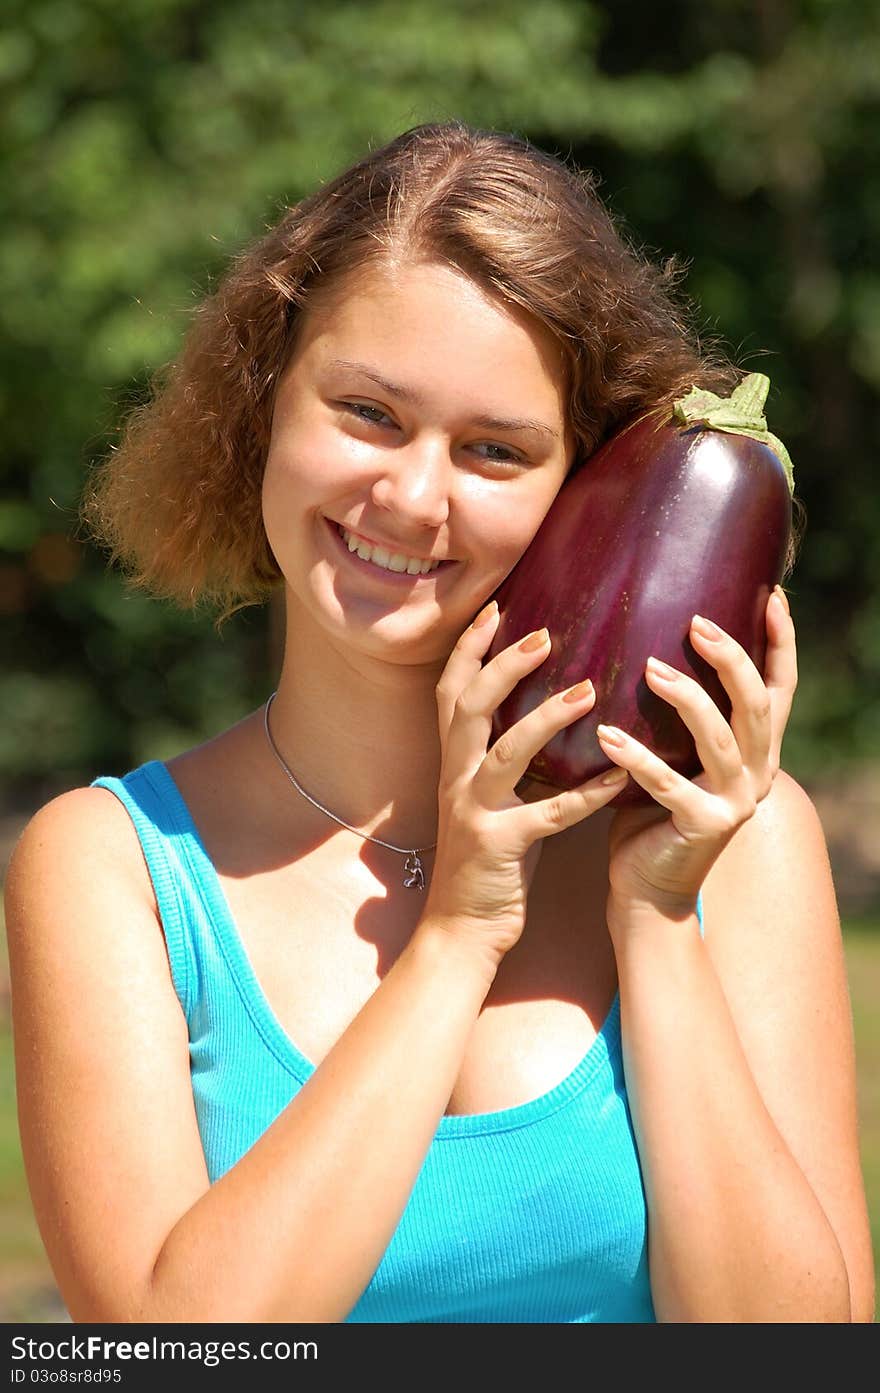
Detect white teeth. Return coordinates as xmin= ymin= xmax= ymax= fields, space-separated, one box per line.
xmin=338 ymin=525 xmax=443 ymax=575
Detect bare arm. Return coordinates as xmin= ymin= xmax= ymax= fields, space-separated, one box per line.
xmin=150 ymin=918 xmax=493 ymax=1323
xmin=607 ymin=772 xmax=875 ymax=1323
xmin=5 ymin=787 xmax=497 ymax=1323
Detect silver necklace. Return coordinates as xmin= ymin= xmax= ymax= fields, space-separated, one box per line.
xmin=263 ymin=691 xmax=436 ymax=890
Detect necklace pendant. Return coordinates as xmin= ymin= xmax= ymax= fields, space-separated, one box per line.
xmin=403 ymin=851 xmax=426 ymax=890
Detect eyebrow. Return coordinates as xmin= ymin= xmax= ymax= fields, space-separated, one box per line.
xmin=325 ymin=358 xmax=560 ymax=441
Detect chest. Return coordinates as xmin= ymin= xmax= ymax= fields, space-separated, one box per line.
xmin=214 ymin=822 xmax=618 ymax=1118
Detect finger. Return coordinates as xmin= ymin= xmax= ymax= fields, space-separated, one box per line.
xmin=435 ymin=601 xmax=501 ymax=762
xmin=476 ymin=676 xmax=598 ymax=802
xmin=688 ymin=614 xmax=773 ymax=777
xmin=441 ymin=625 xmax=555 ymax=787
xmin=763 ymin=587 xmax=798 ymax=767
xmin=595 ymin=723 xmax=747 ymax=838
xmin=515 ymin=764 xmax=631 ymax=841
xmin=643 ymin=656 xmax=744 ymax=795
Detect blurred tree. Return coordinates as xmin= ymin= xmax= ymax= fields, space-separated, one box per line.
xmin=1 ymin=0 xmax=878 ymax=798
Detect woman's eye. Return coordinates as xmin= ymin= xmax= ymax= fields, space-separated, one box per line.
xmin=342 ymin=402 xmax=392 ymax=427
xmin=474 ymin=443 xmax=523 ymax=465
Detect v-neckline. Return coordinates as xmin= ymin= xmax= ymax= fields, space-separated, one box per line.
xmin=145 ymin=757 xmax=628 ymax=1138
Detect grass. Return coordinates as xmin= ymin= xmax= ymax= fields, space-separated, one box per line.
xmin=0 ymin=917 xmax=877 ymax=1322
xmin=841 ymin=916 xmax=880 ymax=1291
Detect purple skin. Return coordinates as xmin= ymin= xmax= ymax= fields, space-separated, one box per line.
xmin=484 ymin=410 xmax=793 ymax=807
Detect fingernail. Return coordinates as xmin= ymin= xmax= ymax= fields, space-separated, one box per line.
xmin=520 ymin=627 xmax=550 ymax=652
xmin=473 ymin=600 xmax=498 ymax=628
xmin=646 ymin=656 xmax=677 ymax=681
xmin=562 ymin=678 xmax=593 ymax=703
xmin=773 ymin=585 xmax=790 ymax=616
xmin=600 ymin=767 xmax=628 ymax=786
xmin=597 ymin=723 xmax=626 ymax=747
xmin=691 ymin=614 xmax=723 ymax=641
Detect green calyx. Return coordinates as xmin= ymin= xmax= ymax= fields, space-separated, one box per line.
xmin=672 ymin=372 xmax=794 ymax=495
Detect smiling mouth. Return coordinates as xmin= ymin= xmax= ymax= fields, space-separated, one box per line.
xmin=325 ymin=516 xmax=458 ymax=580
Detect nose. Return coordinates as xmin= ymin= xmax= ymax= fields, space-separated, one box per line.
xmin=369 ymin=434 xmax=452 ymax=533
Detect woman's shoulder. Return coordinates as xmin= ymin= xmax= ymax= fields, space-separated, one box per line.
xmin=4 ymin=783 xmax=161 ymax=925
xmin=5 ymin=726 xmax=239 ymax=888
xmin=10 ymin=782 xmax=151 ymax=855
xmin=3 ymin=718 xmax=254 ymax=919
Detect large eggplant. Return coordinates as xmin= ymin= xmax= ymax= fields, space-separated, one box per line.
xmin=485 ymin=373 xmax=794 ymax=806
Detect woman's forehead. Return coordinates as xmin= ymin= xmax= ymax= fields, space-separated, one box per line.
xmin=290 ymin=258 xmax=571 ymax=400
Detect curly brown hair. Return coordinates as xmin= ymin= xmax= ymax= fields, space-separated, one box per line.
xmin=79 ymin=120 xmax=804 ymax=626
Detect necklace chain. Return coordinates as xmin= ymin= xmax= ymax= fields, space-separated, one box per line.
xmin=262 ymin=691 xmax=436 ymax=890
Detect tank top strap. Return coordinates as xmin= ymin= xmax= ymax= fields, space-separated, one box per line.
xmin=90 ymin=760 xmax=205 ymax=1021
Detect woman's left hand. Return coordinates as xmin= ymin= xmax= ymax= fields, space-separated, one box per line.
xmin=600 ymin=585 xmax=798 ymax=918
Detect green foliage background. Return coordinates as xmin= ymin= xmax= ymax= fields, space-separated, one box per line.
xmin=3 ymin=0 xmax=879 ymax=797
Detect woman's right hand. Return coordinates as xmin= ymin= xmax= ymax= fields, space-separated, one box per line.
xmin=421 ymin=600 xmax=629 ymax=971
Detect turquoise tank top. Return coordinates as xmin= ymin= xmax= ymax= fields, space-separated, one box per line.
xmin=91 ymin=760 xmax=705 ymax=1323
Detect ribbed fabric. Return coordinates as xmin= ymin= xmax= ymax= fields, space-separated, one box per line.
xmin=91 ymin=760 xmax=705 ymax=1323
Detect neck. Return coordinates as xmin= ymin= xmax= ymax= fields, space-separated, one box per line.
xmin=265 ymin=592 xmax=449 ymax=849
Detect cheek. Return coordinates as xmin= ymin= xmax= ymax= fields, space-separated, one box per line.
xmin=265 ymin=413 xmax=375 ymax=497
xmin=484 ymin=480 xmax=564 ymax=562
xmin=496 ymin=523 xmax=539 ymax=566
xmin=260 ymin=459 xmax=285 ymax=563
xmin=260 ymin=419 xmax=362 ymax=559
xmin=260 ymin=437 xmax=311 ymax=562
xmin=261 ymin=420 xmax=322 ymax=524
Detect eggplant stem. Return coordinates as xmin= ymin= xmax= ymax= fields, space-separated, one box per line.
xmin=672 ymin=372 xmax=794 ymax=496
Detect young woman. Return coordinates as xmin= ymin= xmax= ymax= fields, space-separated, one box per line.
xmin=5 ymin=121 xmax=874 ymax=1323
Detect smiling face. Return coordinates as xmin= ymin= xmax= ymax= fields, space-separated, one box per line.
xmin=261 ymin=256 xmax=576 ymax=660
